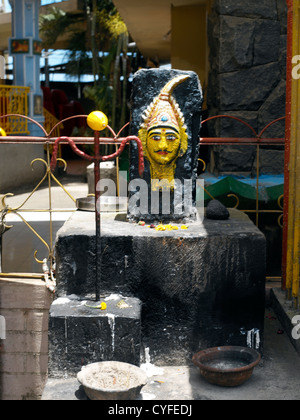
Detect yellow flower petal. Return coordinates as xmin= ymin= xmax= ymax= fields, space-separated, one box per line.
xmin=100 ymin=302 xmax=107 ymax=310
xmin=155 ymin=224 xmax=165 ymax=231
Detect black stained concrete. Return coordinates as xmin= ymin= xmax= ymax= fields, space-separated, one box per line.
xmin=53 ymin=208 xmax=266 ymax=365
xmin=48 ymin=294 xmax=142 ymax=378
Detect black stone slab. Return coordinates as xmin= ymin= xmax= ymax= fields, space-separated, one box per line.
xmin=54 ymin=209 xmax=266 ymax=364
xmin=48 ymin=294 xmax=142 ymax=378
xmin=128 ymin=68 xmax=203 ymax=222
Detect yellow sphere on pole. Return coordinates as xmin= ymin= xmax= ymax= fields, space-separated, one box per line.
xmin=0 ymin=127 xmax=6 ymax=136
xmin=87 ymin=111 xmax=108 ymax=132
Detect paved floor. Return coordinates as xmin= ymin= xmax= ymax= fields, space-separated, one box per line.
xmin=42 ymin=305 xmax=300 ymax=400
xmin=2 ymin=161 xmax=300 ymax=400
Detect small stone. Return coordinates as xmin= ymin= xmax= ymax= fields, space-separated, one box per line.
xmin=206 ymin=200 xmax=230 ymax=220
xmin=117 ymin=299 xmax=132 ymax=309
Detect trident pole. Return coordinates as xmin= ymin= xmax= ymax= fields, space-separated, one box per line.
xmin=50 ymin=111 xmax=145 ymax=303
xmin=94 ymin=130 xmax=101 ymax=301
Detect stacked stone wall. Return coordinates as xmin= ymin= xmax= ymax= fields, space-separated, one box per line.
xmin=206 ymin=0 xmax=287 ymax=175
xmin=0 ymin=278 xmax=53 ymax=400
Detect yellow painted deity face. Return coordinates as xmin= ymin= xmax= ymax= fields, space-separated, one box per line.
xmin=138 ymin=75 xmax=190 ymax=188
xmin=146 ymin=126 xmax=181 ymax=165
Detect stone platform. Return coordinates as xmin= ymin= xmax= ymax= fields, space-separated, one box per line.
xmin=52 ymin=208 xmax=266 ymax=366
xmin=48 ymin=294 xmax=142 ymax=378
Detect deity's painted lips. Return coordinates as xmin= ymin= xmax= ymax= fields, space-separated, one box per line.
xmin=156 ymin=151 xmax=170 ymax=155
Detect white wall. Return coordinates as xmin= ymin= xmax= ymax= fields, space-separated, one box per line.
xmin=0 ymin=144 xmax=45 ymax=192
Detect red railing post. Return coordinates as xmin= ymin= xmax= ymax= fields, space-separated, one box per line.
xmin=282 ymin=0 xmax=294 ymax=291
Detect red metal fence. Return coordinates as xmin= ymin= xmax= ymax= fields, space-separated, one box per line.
xmin=0 ymin=113 xmax=286 ymax=292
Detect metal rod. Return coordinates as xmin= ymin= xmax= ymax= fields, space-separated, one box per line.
xmin=0 ymin=273 xmax=44 ymax=279
xmin=0 ymin=136 xmax=127 ymax=145
xmin=238 ymin=209 xmax=284 ymax=214
xmin=199 ymin=138 xmax=285 ymax=145
xmin=46 ymin=128 xmax=144 ymax=303
xmin=116 ymin=151 xmax=120 ymax=197
xmin=46 ymin=144 xmax=54 ymax=270
xmin=0 ymin=136 xmax=285 ymax=146
xmin=94 ymin=131 xmax=101 ymax=302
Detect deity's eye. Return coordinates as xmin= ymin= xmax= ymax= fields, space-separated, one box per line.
xmin=166 ymin=135 xmax=177 ymax=141
xmin=150 ymin=135 xmax=161 ymax=141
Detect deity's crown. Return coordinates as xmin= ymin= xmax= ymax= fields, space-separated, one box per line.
xmin=140 ymin=74 xmax=189 ymax=133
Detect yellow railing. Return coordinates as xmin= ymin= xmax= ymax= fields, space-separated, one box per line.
xmin=0 ymin=85 xmax=30 ymax=134
xmin=285 ymin=0 xmax=300 ymax=307
xmin=43 ymin=108 xmax=63 ymax=158
xmin=43 ymin=107 xmax=62 ymax=138
xmin=0 ymin=86 xmax=63 ymax=139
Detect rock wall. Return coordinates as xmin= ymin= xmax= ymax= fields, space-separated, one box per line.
xmin=206 ymin=0 xmax=287 ymax=175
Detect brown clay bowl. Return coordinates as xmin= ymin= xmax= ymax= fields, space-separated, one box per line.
xmin=192 ymin=346 xmax=261 ymax=387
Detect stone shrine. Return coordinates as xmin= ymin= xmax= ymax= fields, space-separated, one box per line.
xmin=48 ymin=69 xmax=266 ymax=377
xmin=51 ymin=208 xmax=265 ymax=369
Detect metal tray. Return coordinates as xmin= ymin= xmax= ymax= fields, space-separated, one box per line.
xmin=76 ymin=196 xmax=127 ymax=212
